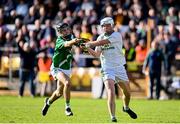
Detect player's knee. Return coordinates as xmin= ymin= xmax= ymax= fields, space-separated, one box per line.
xmin=64 ymin=80 xmax=71 ymax=88
xmin=55 ymin=90 xmax=63 ymax=97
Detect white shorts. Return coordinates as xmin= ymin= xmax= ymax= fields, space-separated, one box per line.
xmin=101 ymin=65 xmax=129 ymax=83
xmin=50 ymin=64 xmax=71 ymax=80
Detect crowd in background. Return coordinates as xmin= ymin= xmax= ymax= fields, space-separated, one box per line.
xmin=0 ymin=0 xmax=179 ymax=98
xmin=0 ymin=0 xmax=179 ymax=65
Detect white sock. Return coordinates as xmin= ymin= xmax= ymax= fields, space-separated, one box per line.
xmin=124 ymin=106 xmax=129 ymax=110
xmin=111 ymin=115 xmax=116 ymax=119
xmin=47 ymin=99 xmax=51 ymax=105
xmin=65 ymin=102 xmax=70 ymax=109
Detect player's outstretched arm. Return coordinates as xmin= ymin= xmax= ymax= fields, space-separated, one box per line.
xmin=86 ymin=47 xmax=101 ymax=57
xmin=80 ymin=43 xmax=101 ymax=57
xmin=85 ymin=39 xmax=110 ymax=48
xmin=64 ymin=38 xmax=82 ymax=47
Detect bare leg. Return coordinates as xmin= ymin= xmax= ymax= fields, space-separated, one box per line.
xmin=104 ymin=79 xmax=116 ymax=118
xmin=118 ymin=81 xmax=137 ymax=119
xmin=41 ymin=80 xmax=64 ymax=116
xmin=118 ymin=81 xmax=131 ymax=108
xmin=49 ymin=80 xmax=64 ymax=104
xmin=42 ymin=71 xmax=72 ymax=116
xmin=62 ymin=75 xmax=71 ymax=105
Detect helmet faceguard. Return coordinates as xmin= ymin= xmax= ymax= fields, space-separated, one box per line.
xmin=56 ymin=23 xmax=72 ymax=38
xmin=56 ymin=23 xmax=70 ymax=33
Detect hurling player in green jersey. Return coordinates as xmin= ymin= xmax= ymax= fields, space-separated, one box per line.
xmin=42 ymin=23 xmax=81 ymax=116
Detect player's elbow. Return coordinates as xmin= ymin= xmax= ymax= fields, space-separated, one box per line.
xmin=64 ymin=43 xmax=71 ymax=47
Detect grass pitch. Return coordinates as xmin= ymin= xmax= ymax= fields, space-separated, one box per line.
xmin=0 ymin=96 xmax=180 ymax=123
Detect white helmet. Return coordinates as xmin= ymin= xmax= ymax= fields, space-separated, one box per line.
xmin=100 ymin=17 xmax=114 ymax=27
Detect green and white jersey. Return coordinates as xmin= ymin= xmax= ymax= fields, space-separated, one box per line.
xmin=96 ymin=32 xmax=126 ymax=69
xmin=52 ymin=35 xmax=74 ymax=70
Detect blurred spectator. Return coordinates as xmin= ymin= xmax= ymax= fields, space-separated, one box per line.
xmin=155 ymin=0 xmax=166 ymax=25
xmin=143 ymin=41 xmax=167 ymax=100
xmin=157 ymin=25 xmax=164 ymax=34
xmin=129 ymin=32 xmax=138 ymax=47
xmin=68 ymin=0 xmax=81 ymax=13
xmin=136 ymin=21 xmax=147 ymax=40
xmin=73 ymin=9 xmax=85 ymax=25
xmin=63 ymin=10 xmax=74 ymax=25
xmin=0 ymin=27 xmax=6 ymax=47
xmin=15 ymin=29 xmax=25 ymax=43
xmin=33 ymin=0 xmax=43 ymax=12
xmin=147 ymin=8 xmax=159 ymax=25
xmin=38 ymin=6 xmax=48 ymax=24
xmin=163 ymin=32 xmax=177 ymax=75
xmin=37 ymin=51 xmax=52 ymax=96
xmin=86 ymin=9 xmax=98 ymax=25
xmin=4 ymin=31 xmax=16 ymax=48
xmin=134 ymin=9 xmax=144 ymax=24
xmin=135 ymin=39 xmax=147 ymax=63
xmin=40 ymin=35 xmax=52 ymax=48
xmin=114 ymin=8 xmax=124 ymax=26
xmin=44 ymin=0 xmax=56 ymax=19
xmin=168 ymin=22 xmax=179 ymax=45
xmin=21 ymin=24 xmax=29 ymax=42
xmin=104 ymin=4 xmax=113 ymax=18
xmin=24 ymin=6 xmax=37 ymax=24
xmin=73 ymin=25 xmax=81 ymax=38
xmin=0 ymin=8 xmax=8 ymax=27
xmin=17 ymin=41 xmax=36 ymax=97
xmin=40 ymin=19 xmax=56 ymax=39
xmin=157 ymin=33 xmax=165 ymax=51
xmin=81 ymin=0 xmax=94 ymax=16
xmin=91 ymin=25 xmax=99 ymax=41
xmin=34 ymin=19 xmax=42 ymax=42
xmin=47 ymin=41 xmax=54 ymax=57
xmin=146 ymin=0 xmax=156 ymax=10
xmin=80 ymin=24 xmax=93 ymax=40
xmin=166 ymin=7 xmax=178 ymax=25
xmin=16 ymin=0 xmax=28 ymax=18
xmin=94 ymin=0 xmax=103 ymax=19
xmin=123 ymin=41 xmax=142 ymax=91
xmin=17 ymin=39 xmax=47 ymax=97
xmin=148 ymin=17 xmax=158 ymax=42
xmin=123 ymin=41 xmax=136 ymax=62
xmin=2 ymin=0 xmax=15 ymax=17
xmin=127 ymin=19 xmax=137 ymax=34
xmin=130 ymin=0 xmax=142 ymax=11
xmin=8 ymin=10 xmax=18 ymax=24
xmin=53 ymin=11 xmax=64 ymax=25
xmin=58 ymin=0 xmax=68 ymax=13
xmin=39 ymin=34 xmax=54 ymax=57
xmin=29 ymin=30 xmax=38 ymax=48
xmin=13 ymin=18 xmax=23 ymax=37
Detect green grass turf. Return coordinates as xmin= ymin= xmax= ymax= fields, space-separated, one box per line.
xmin=0 ymin=96 xmax=180 ymax=123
